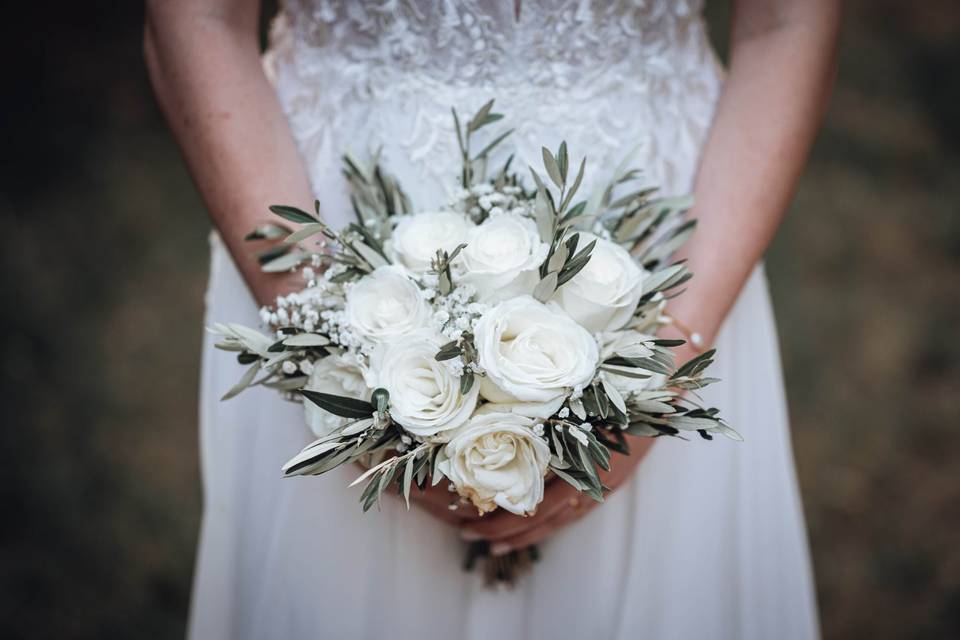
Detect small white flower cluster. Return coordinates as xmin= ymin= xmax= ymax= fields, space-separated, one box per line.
xmin=419 ymin=276 xmax=488 ymax=342
xmin=451 ymin=182 xmax=530 ymax=222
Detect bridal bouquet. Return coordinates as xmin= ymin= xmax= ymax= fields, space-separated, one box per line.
xmin=213 ymin=100 xmax=738 ymax=526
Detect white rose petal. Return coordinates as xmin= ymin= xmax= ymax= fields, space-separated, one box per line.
xmin=389 ymin=211 xmax=472 ymax=274
xmin=344 ymin=265 xmax=430 ymax=345
xmin=474 ymin=295 xmax=598 ymax=418
xmin=438 ymin=411 xmax=551 ymax=515
xmin=303 ymin=353 xmax=370 ymax=437
xmin=554 ymin=233 xmax=647 ymax=333
xmin=460 ymin=212 xmax=549 ymax=302
xmin=365 ymin=331 xmax=479 ymax=437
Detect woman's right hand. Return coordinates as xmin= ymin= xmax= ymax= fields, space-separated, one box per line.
xmin=405 ymin=482 xmax=485 ymax=526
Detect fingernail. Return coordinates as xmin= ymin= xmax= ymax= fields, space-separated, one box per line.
xmin=461 ymin=530 xmax=482 ymax=542
xmin=491 ymin=543 xmax=511 ymax=556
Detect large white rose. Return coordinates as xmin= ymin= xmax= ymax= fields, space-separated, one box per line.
xmin=599 ymin=330 xmax=666 ymax=397
xmin=303 ymin=353 xmax=369 ymax=437
xmin=459 ymin=212 xmax=548 ymax=302
xmin=389 ymin=211 xmax=473 ymax=274
xmin=365 ymin=331 xmax=479 ymax=437
xmin=344 ymin=265 xmax=430 ymax=344
xmin=438 ymin=411 xmax=551 ymax=515
xmin=475 ymin=295 xmax=598 ymax=418
xmin=554 ymin=233 xmax=646 ymax=333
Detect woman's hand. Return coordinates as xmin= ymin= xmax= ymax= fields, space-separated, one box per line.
xmin=459 ymin=434 xmax=656 ymax=555
xmin=405 ymin=482 xmax=485 ymax=526
xmin=457 ymin=338 xmax=697 ymax=553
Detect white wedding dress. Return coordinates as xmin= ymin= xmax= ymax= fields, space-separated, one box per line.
xmin=189 ymin=1 xmax=820 ymax=638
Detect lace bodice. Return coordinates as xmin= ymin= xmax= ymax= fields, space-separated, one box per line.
xmin=265 ymin=0 xmax=723 ymax=223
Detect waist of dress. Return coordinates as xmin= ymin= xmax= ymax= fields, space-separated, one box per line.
xmin=265 ymin=29 xmax=723 ymax=107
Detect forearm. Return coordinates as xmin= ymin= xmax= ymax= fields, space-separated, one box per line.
xmin=668 ymin=0 xmax=840 ymax=344
xmin=145 ymin=2 xmax=314 ymax=306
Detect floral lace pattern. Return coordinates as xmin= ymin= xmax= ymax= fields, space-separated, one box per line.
xmin=265 ymin=0 xmax=723 ymax=222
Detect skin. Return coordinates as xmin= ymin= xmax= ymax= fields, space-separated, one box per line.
xmin=146 ymin=0 xmax=840 ymax=546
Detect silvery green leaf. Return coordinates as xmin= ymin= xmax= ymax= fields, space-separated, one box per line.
xmin=557 ymin=141 xmax=569 ymax=182
xmin=221 ymin=323 xmax=273 ymax=356
xmin=282 ymin=439 xmax=347 ymax=476
xmin=349 ymin=455 xmax=396 ymax=488
xmin=667 ymin=415 xmax=720 ymax=431
xmin=640 ymin=220 xmax=696 ymax=265
xmin=550 ymin=466 xmax=584 ymax=491
xmin=245 ymin=223 xmax=291 ymax=241
xmin=213 ymin=340 xmax=244 ymax=352
xmin=283 ymin=333 xmax=330 ymax=347
xmin=468 ymin=99 xmax=495 ymax=132
xmin=263 ymin=351 xmax=294 ymax=369
xmin=341 ymin=417 xmax=375 ymax=436
xmin=629 ymin=400 xmax=675 ymax=414
xmin=599 ymin=365 xmax=651 ymax=379
xmin=618 ymin=344 xmax=657 ymax=361
xmin=559 ymin=200 xmax=587 ymax=225
xmin=547 ymin=240 xmax=569 ymax=273
xmin=263 ymin=375 xmax=308 ymax=390
xmin=474 ymin=128 xmax=514 ymax=160
xmin=570 ymin=397 xmax=586 ymax=421
xmin=460 ymin=372 xmax=475 ymax=395
xmin=452 ymin=108 xmax=466 ymax=156
xmin=534 ymin=187 xmax=554 ymax=242
xmin=435 ymin=343 xmax=462 ymax=361
xmin=284 ymin=223 xmax=327 ymax=245
xmin=550 ymin=426 xmax=565 ymax=464
xmin=560 ymin=157 xmax=586 ymax=212
xmin=261 ymin=251 xmax=310 ymax=273
xmin=576 ymin=442 xmax=600 ymax=488
xmin=402 ymin=455 xmax=415 ymax=509
xmin=269 ymin=205 xmax=318 ymax=224
xmin=431 ymin=448 xmax=449 ymax=486
xmin=541 ymin=146 xmax=563 ymax=188
xmin=532 ymin=271 xmax=558 ymax=303
xmin=600 ymin=375 xmax=627 ymax=415
xmin=351 ymin=240 xmax=388 ymax=270
xmin=641 ymin=264 xmax=687 ymax=295
xmin=671 ymin=348 xmax=716 ymax=380
xmin=221 ymin=362 xmax=260 ymax=401
xmin=301 ymin=390 xmax=375 ymax=419
xmin=717 ymin=424 xmax=744 ymax=441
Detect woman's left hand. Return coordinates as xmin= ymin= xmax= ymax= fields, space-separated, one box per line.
xmin=459 ymin=433 xmax=655 ymax=555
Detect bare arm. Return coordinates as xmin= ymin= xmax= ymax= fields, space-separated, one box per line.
xmin=145 ymin=0 xmax=313 ymax=306
xmin=668 ymin=0 xmax=841 ymax=345
xmin=146 ymin=0 xmax=477 ymax=525
xmin=460 ymin=0 xmax=841 ymax=551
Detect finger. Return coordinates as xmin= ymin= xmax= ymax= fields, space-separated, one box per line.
xmin=491 ymin=497 xmax=598 ymax=555
xmin=408 ymin=496 xmax=463 ymax=526
xmin=461 ymin=482 xmax=581 ymax=542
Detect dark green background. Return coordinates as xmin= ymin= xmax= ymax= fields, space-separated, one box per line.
xmin=2 ymin=1 xmax=958 ymax=638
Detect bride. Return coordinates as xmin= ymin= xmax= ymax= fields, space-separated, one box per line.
xmin=145 ymin=1 xmax=839 ymax=637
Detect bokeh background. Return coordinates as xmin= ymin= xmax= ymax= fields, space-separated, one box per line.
xmin=2 ymin=1 xmax=958 ymax=638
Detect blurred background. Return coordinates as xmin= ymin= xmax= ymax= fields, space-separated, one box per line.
xmin=1 ymin=1 xmax=958 ymax=638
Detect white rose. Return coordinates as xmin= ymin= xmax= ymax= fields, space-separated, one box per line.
xmin=389 ymin=211 xmax=473 ymax=274
xmin=554 ymin=233 xmax=646 ymax=333
xmin=365 ymin=331 xmax=479 ymax=437
xmin=599 ymin=330 xmax=666 ymax=396
xmin=303 ymin=353 xmax=369 ymax=437
xmin=438 ymin=411 xmax=551 ymax=515
xmin=460 ymin=212 xmax=548 ymax=302
xmin=475 ymin=295 xmax=598 ymax=418
xmin=344 ymin=265 xmax=430 ymax=344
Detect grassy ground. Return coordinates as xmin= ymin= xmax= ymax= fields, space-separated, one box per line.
xmin=1 ymin=2 xmax=957 ymax=638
